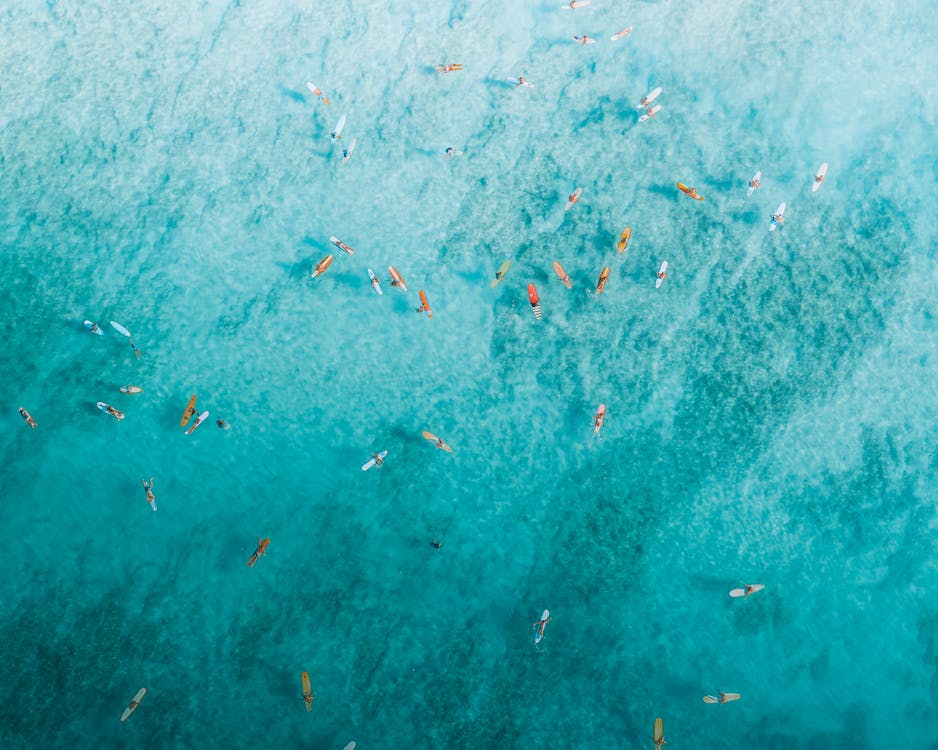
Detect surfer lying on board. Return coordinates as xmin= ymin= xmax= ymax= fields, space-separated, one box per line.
xmin=572 ymin=35 xmax=595 ymax=44
xmin=444 ymin=147 xmax=463 ymax=158
xmin=371 ymin=452 xmax=385 ymax=468
xmin=771 ymin=211 xmax=785 ymax=226
xmin=749 ymin=176 xmax=760 ymax=191
xmin=534 ymin=613 xmax=551 ymax=639
xmin=142 ymin=478 xmax=156 ymax=510
xmin=656 ymin=268 xmax=667 ymax=282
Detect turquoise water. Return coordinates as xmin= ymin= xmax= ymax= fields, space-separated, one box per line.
xmin=2 ymin=0 xmax=936 ymax=747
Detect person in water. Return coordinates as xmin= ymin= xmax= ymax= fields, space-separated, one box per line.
xmin=216 ymin=419 xmax=230 ymax=430
xmin=657 ymin=269 xmax=667 ymax=281
xmin=372 ymin=453 xmax=385 ymax=467
xmin=88 ymin=322 xmax=102 ymax=334
xmin=444 ymin=147 xmax=463 ymax=158
xmin=142 ymin=478 xmax=155 ymax=507
xmin=431 ymin=539 xmax=442 ymax=549
xmin=516 ymin=76 xmax=529 ymax=87
xmin=772 ymin=212 xmax=785 ymax=225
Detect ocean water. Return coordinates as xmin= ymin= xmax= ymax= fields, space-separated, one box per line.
xmin=1 ymin=0 xmax=936 ymax=747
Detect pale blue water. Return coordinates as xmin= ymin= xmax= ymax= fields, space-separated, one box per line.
xmin=2 ymin=0 xmax=936 ymax=748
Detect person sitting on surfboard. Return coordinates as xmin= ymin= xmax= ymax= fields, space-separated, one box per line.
xmin=534 ymin=613 xmax=551 ymax=640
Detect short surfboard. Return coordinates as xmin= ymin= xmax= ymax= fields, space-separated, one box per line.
xmin=329 ymin=236 xmax=355 ymax=255
xmin=747 ymin=170 xmax=761 ymax=197
xmin=490 ymin=260 xmax=511 ymax=288
xmin=120 ymin=386 xmax=143 ymax=394
xmin=120 ymin=687 xmax=147 ymax=723
xmin=611 ymin=27 xmax=633 ymax=41
xmin=180 ymin=395 xmax=197 ymax=427
xmin=553 ymin=261 xmax=572 ymax=289
xmin=417 ymin=290 xmax=432 ymax=318
xmin=331 ymin=114 xmax=346 ymax=141
xmin=422 ymin=430 xmax=454 ymax=453
xmin=638 ymin=104 xmax=661 ymax=123
xmin=656 ymin=260 xmax=668 ymax=289
xmin=813 ymin=162 xmax=828 ymax=192
xmin=595 ymin=267 xmax=610 ymax=295
xmin=617 ymin=227 xmax=631 ymax=253
xmin=19 ymin=407 xmax=37 ymax=428
xmin=677 ymin=182 xmax=703 ymax=200
xmin=367 ymin=268 xmax=383 ymax=295
xmin=84 ymin=320 xmax=103 ymax=335
xmin=362 ymin=450 xmax=388 ymax=471
xmin=185 ymin=410 xmax=209 ymax=435
xmin=97 ymin=402 xmax=125 ymax=421
xmin=389 ymin=266 xmax=407 ymax=291
xmin=593 ymin=403 xmax=606 ymax=435
xmin=636 ymin=86 xmax=662 ymax=109
xmin=342 ymin=743 xmax=357 ymax=750
xmin=769 ymin=202 xmax=786 ymax=232
xmin=564 ymin=187 xmax=582 ymax=211
xmin=561 ymin=0 xmax=591 ymax=8
xmin=528 ymin=284 xmax=542 ymax=320
xmin=312 ymin=254 xmax=334 ymax=278
xmin=729 ymin=584 xmax=765 ymax=598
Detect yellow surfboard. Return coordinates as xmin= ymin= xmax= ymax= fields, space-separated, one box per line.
xmin=490 ymin=260 xmax=511 ymax=288
xmin=422 ymin=430 xmax=453 ymax=453
xmin=617 ymin=227 xmax=631 ymax=253
xmin=301 ymin=672 xmax=313 ymax=712
xmin=654 ymin=717 xmax=664 ymax=748
xmin=180 ymin=395 xmax=197 ymax=427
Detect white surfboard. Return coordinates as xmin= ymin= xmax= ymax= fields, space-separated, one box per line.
xmin=185 ymin=410 xmax=209 ymax=435
xmin=729 ymin=584 xmax=765 ymax=598
xmin=362 ymin=450 xmax=388 ymax=471
xmin=507 ymin=78 xmax=535 ymax=88
xmin=84 ymin=320 xmax=103 ymax=335
xmin=560 ymin=0 xmax=591 ymax=8
xmin=342 ymin=138 xmax=356 ymax=163
xmin=769 ymin=202 xmax=786 ymax=232
xmin=656 ymin=260 xmax=668 ymax=288
xmin=636 ymin=86 xmax=662 ymax=109
xmin=367 ymin=268 xmax=383 ymax=296
xmin=342 ymin=744 xmax=356 ymax=750
xmin=611 ymin=27 xmax=633 ymax=41
xmin=534 ymin=609 xmax=550 ymax=644
xmin=564 ymin=187 xmax=582 ymax=211
xmin=747 ymin=170 xmax=761 ymax=197
xmin=638 ymin=104 xmax=661 ymax=123
xmin=813 ymin=162 xmax=828 ymax=192
xmin=120 ymin=687 xmax=147 ymax=722
xmin=110 ymin=321 xmax=132 ymax=337
xmin=331 ymin=114 xmax=346 ymax=141
xmin=571 ymin=36 xmax=596 ymax=44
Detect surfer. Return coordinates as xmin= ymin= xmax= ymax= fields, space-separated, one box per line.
xmin=87 ymin=322 xmax=102 ymax=334
xmin=534 ymin=613 xmax=551 ymax=639
xmin=743 ymin=585 xmax=760 ymax=597
xmin=216 ymin=419 xmax=230 ymax=429
xmin=306 ymin=83 xmax=331 ymax=105
xmin=572 ymin=35 xmax=595 ymax=44
xmin=142 ymin=478 xmax=156 ymax=510
xmin=416 ymin=300 xmax=430 ymax=315
xmin=444 ymin=147 xmax=462 ymax=158
xmin=18 ymin=407 xmax=38 ymax=428
xmin=567 ymin=190 xmax=581 ymax=207
xmin=104 ymin=404 xmax=124 ymax=420
xmin=371 ymin=452 xmax=385 ymax=468
xmin=748 ymin=175 xmax=760 ymax=192
xmin=431 ymin=539 xmax=442 ymax=549
xmin=771 ymin=210 xmax=785 ymax=227
xmin=516 ymin=76 xmax=529 ymax=87
xmin=437 ymin=63 xmax=462 ymax=73
xmin=656 ymin=268 xmax=667 ymax=282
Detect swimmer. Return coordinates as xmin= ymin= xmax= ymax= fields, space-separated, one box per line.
xmin=18 ymin=407 xmax=37 ymax=429
xmin=431 ymin=539 xmax=442 ymax=549
xmin=142 ymin=478 xmax=157 ymax=511
xmin=571 ymin=35 xmax=595 ymax=44
xmin=216 ymin=419 xmax=230 ymax=430
xmin=129 ymin=338 xmax=141 ymax=358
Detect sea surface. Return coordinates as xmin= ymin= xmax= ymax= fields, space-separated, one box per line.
xmin=1 ymin=0 xmax=936 ymax=748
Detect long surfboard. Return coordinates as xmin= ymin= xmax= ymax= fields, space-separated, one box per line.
xmin=654 ymin=717 xmax=665 ymax=748
xmin=617 ymin=227 xmax=631 ymax=253
xmin=110 ymin=321 xmax=132 ymax=337
xmin=553 ymin=261 xmax=572 ymax=289
xmin=331 ymin=114 xmax=346 ymax=141
xmin=729 ymin=584 xmax=765 ymax=598
xmin=769 ymin=202 xmax=786 ymax=232
xmin=362 ymin=450 xmax=388 ymax=471
xmin=180 ymin=395 xmax=197 ymax=427
xmin=564 ymin=187 xmax=582 ymax=211
xmin=747 ymin=170 xmax=761 ymax=197
xmin=656 ymin=261 xmax=668 ymax=288
xmin=301 ymin=672 xmax=313 ymax=712
xmin=389 ymin=266 xmax=407 ymax=291
xmin=595 ymin=267 xmax=610 ymax=295
xmin=422 ymin=430 xmax=454 ymax=453
xmin=185 ymin=410 xmax=209 ymax=435
xmin=611 ymin=27 xmax=633 ymax=41
xmin=636 ymin=86 xmax=662 ymax=109
xmin=534 ymin=609 xmax=550 ymax=644
xmin=367 ymin=268 xmax=383 ymax=295
xmin=120 ymin=688 xmax=147 ymax=723
xmin=490 ymin=260 xmax=511 ymax=288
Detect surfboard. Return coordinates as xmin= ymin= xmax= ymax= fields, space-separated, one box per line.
xmin=305 ymin=82 xmax=329 ymax=103
xmin=747 ymin=170 xmax=761 ymax=197
xmin=342 ymin=138 xmax=357 ymax=163
xmin=180 ymin=395 xmax=197 ymax=427
xmin=185 ymin=410 xmax=209 ymax=435
xmin=331 ymin=114 xmax=346 ymax=141
xmin=617 ymin=227 xmax=631 ymax=253
xmin=110 ymin=321 xmax=132 ymax=337
xmin=120 ymin=386 xmax=143 ymax=394
xmin=362 ymin=450 xmax=388 ymax=471
xmin=507 ymin=77 xmax=535 ymax=88
xmin=342 ymin=744 xmax=356 ymax=750
xmin=593 ymin=403 xmax=606 ymax=435
xmin=422 ymin=430 xmax=454 ymax=453
xmin=312 ymin=254 xmax=334 ymax=278
xmin=417 ymin=290 xmax=433 ymax=318
xmin=389 ymin=266 xmax=407 ymax=291
xmin=561 ymin=0 xmax=591 ymax=8
xmin=654 ymin=717 xmax=664 ymax=748
xmin=329 ymin=236 xmax=355 ymax=255
xmin=534 ymin=609 xmax=550 ymax=644
xmin=120 ymin=687 xmax=147 ymax=723
xmin=84 ymin=320 xmax=103 ymax=335
xmin=656 ymin=261 xmax=668 ymax=288
xmin=611 ymin=27 xmax=633 ymax=40
xmin=553 ymin=261 xmax=572 ymax=289
xmin=677 ymin=182 xmax=703 ymax=200
xmin=97 ymin=402 xmax=125 ymax=421
xmin=367 ymin=268 xmax=383 ymax=295
xmin=564 ymin=187 xmax=582 ymax=211
xmin=813 ymin=162 xmax=828 ymax=192
xmin=490 ymin=260 xmax=511 ymax=288
xmin=729 ymin=584 xmax=765 ymax=598
xmin=301 ymin=672 xmax=313 ymax=712
xmin=636 ymin=86 xmax=662 ymax=109
xmin=769 ymin=202 xmax=786 ymax=232
xmin=720 ymin=693 xmax=741 ymax=703
xmin=527 ymin=284 xmax=542 ymax=320
xmin=595 ymin=267 xmax=610 ymax=295
xmin=247 ymin=538 xmax=269 ymax=567
xmin=571 ymin=36 xmax=595 ymax=44
xmin=435 ymin=63 xmax=463 ymax=73
xmin=18 ymin=407 xmax=37 ymax=428
xmin=638 ymin=104 xmax=661 ymax=123
xmin=703 ymin=695 xmax=720 ymax=704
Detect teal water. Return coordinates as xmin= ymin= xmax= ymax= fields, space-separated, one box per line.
xmin=2 ymin=0 xmax=936 ymax=747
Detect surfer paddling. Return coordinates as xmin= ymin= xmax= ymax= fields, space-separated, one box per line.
xmin=533 ymin=611 xmax=551 ymax=643
xmin=771 ymin=210 xmax=785 ymax=227
xmin=18 ymin=407 xmax=38 ymax=428
xmin=656 ymin=268 xmax=667 ymax=283
xmin=247 ymin=538 xmax=270 ymax=567
xmin=444 ymin=147 xmax=463 ymax=158
xmin=435 ymin=63 xmax=463 ymax=73
xmin=572 ymin=35 xmax=595 ymax=44
xmin=305 ymin=82 xmax=331 ymax=105
xmin=703 ymin=692 xmax=741 ymax=704
xmin=748 ymin=175 xmax=760 ymax=192
xmin=142 ymin=478 xmax=157 ymax=511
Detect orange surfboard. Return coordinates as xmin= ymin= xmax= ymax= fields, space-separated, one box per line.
xmin=180 ymin=395 xmax=197 ymax=427
xmin=677 ymin=182 xmax=704 ymax=201
xmin=527 ymin=284 xmax=542 ymax=320
xmin=596 ymin=267 xmax=610 ymax=294
xmin=417 ymin=290 xmax=432 ymax=318
xmin=553 ymin=261 xmax=572 ymax=289
xmin=617 ymin=227 xmax=631 ymax=253
xmin=311 ymin=254 xmax=334 ymax=278
xmin=422 ymin=430 xmax=454 ymax=453
xmin=301 ymin=672 xmax=313 ymax=712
